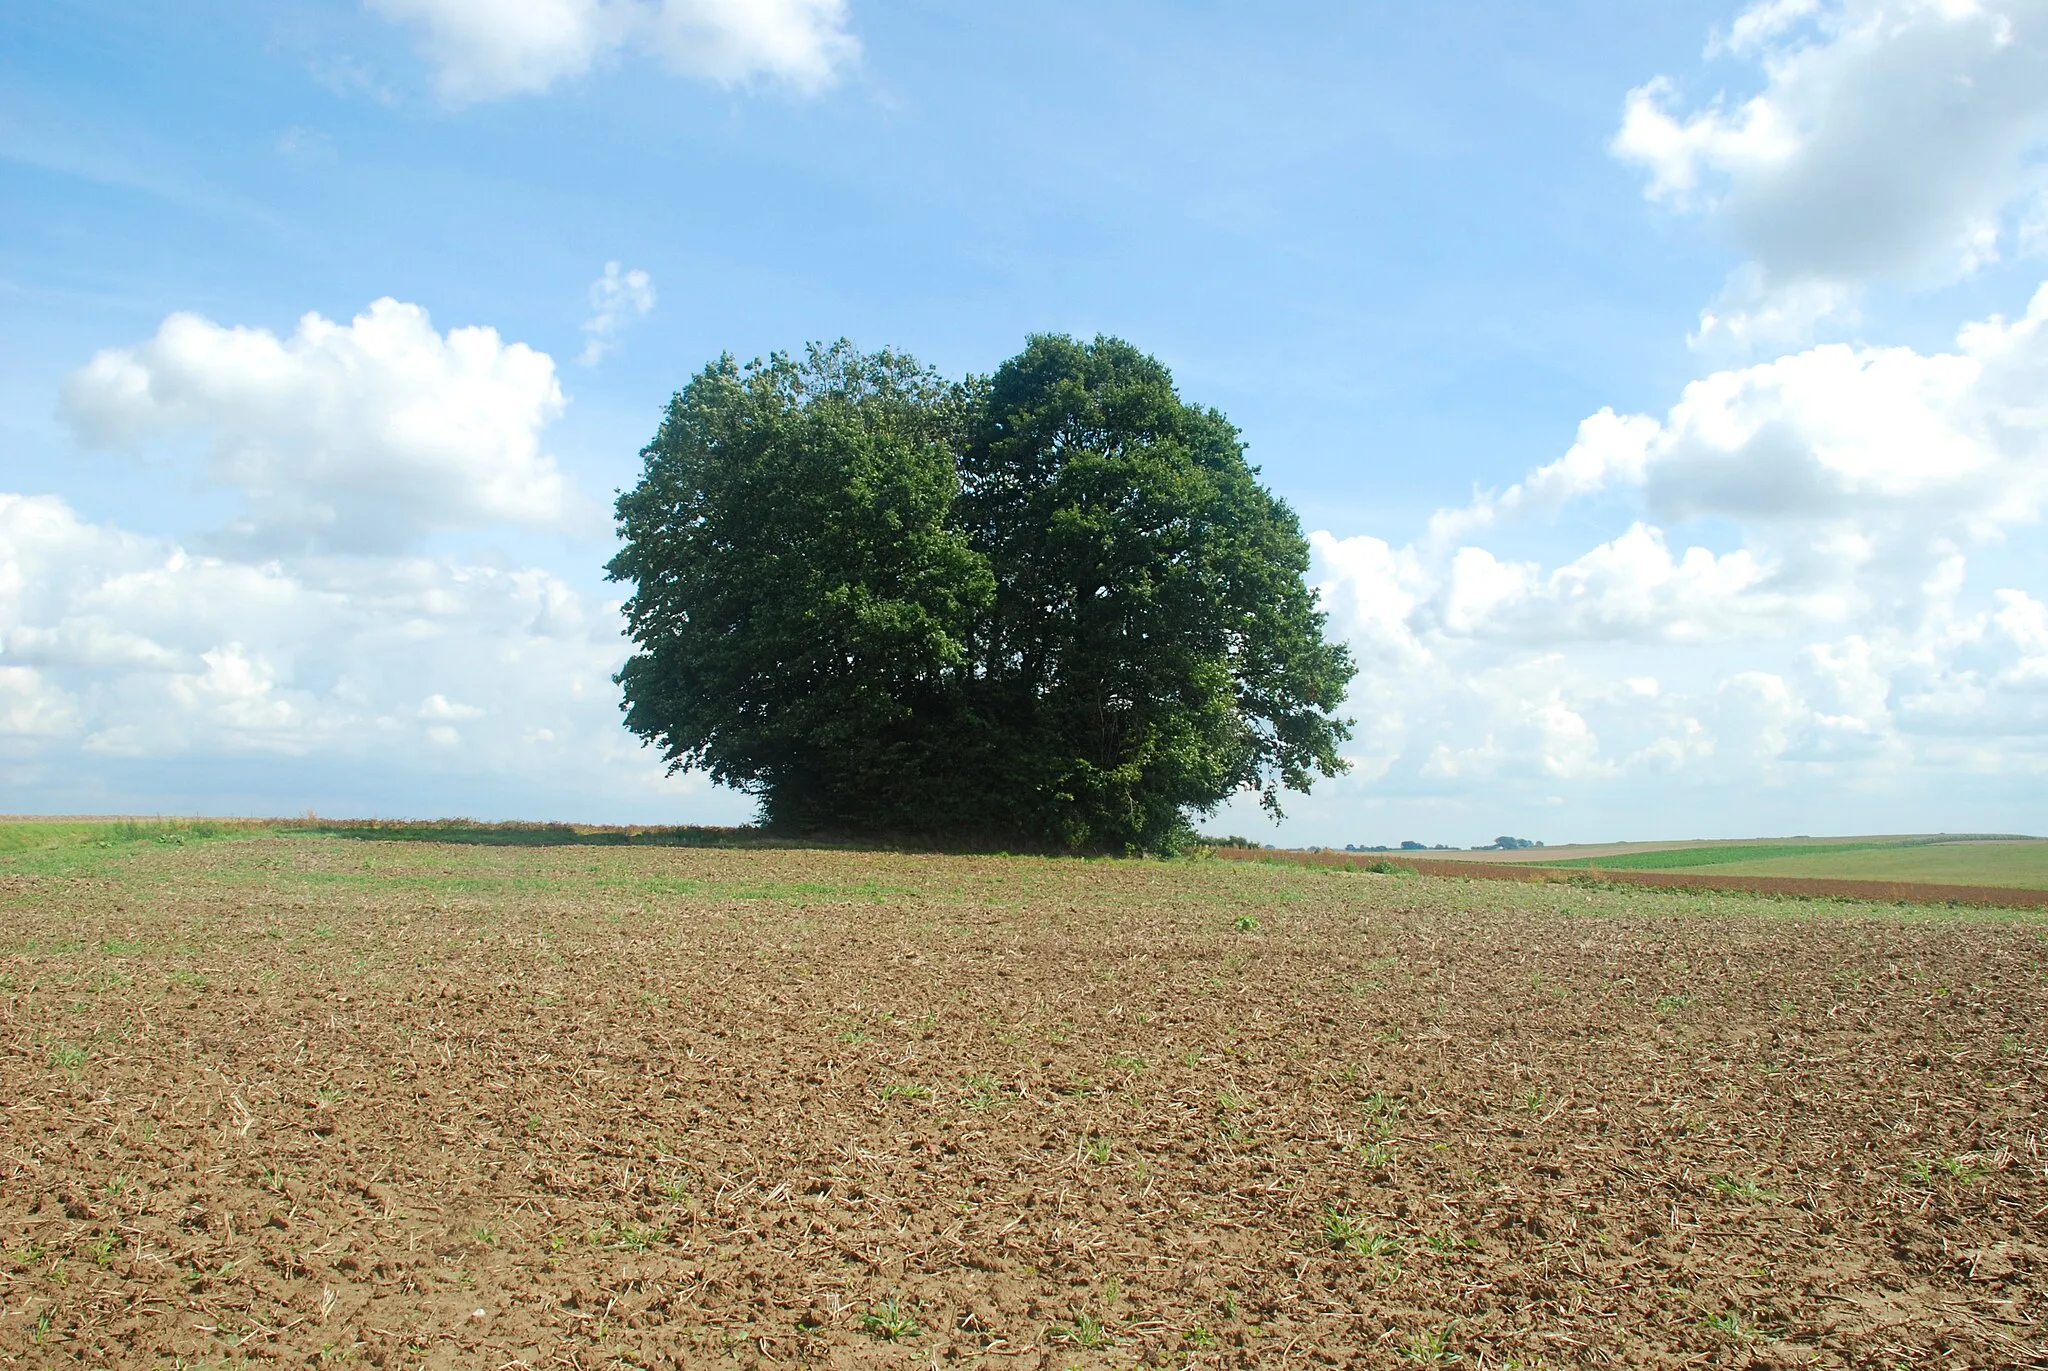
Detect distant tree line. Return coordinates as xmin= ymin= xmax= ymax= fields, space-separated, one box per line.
xmin=608 ymin=335 xmax=1356 ymax=854
xmin=1338 ymin=836 xmax=1543 ymax=852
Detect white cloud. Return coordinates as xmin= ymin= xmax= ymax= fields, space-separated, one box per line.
xmin=1243 ymin=6 xmax=2048 ymax=840
xmin=1294 ymin=277 xmax=2048 ymax=829
xmin=0 ymin=490 xmax=740 ymax=814
xmin=367 ymin=0 xmax=859 ymax=103
xmin=1689 ymin=267 xmax=1858 ymax=355
xmin=62 ymin=299 xmax=574 ymax=555
xmin=1426 ymin=407 xmax=1660 ymax=543
xmin=1437 ymin=282 xmax=2048 ymax=594
xmin=1615 ymin=0 xmax=2048 ymax=341
xmin=579 ymin=262 xmax=656 ymax=367
xmin=0 ymin=665 xmax=75 ymax=739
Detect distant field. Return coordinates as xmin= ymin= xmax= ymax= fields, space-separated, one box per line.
xmin=2 ymin=820 xmax=2044 ymax=1367
xmin=1528 ymin=838 xmax=2048 ymax=888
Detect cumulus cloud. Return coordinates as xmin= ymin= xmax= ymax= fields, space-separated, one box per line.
xmin=1614 ymin=0 xmax=2048 ymax=340
xmin=579 ymin=262 xmax=655 ymax=366
xmin=1437 ymin=282 xmax=2048 ymax=593
xmin=1292 ymin=277 xmax=2048 ymax=829
xmin=367 ymin=0 xmax=860 ymax=103
xmin=1617 ymin=0 xmax=2048 ymax=282
xmin=0 ymin=490 xmax=728 ymax=813
xmin=61 ymin=299 xmax=574 ymax=555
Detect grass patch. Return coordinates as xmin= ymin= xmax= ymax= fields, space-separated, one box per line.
xmin=1534 ymin=840 xmax=1931 ymax=871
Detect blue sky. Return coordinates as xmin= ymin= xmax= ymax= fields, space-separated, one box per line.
xmin=5 ymin=0 xmax=2048 ymax=844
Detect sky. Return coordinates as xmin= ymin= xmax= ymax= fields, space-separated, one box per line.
xmin=4 ymin=0 xmax=2048 ymax=845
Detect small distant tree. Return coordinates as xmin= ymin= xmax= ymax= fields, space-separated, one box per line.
xmin=609 ymin=334 xmax=1356 ymax=852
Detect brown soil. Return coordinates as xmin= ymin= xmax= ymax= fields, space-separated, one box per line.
xmin=1234 ymin=847 xmax=2048 ymax=911
xmin=3 ymin=838 xmax=2045 ymax=1369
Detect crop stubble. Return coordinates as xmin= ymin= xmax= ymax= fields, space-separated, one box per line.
xmin=1 ymin=838 xmax=2045 ymax=1368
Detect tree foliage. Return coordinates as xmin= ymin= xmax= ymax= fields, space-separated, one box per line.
xmin=609 ymin=335 xmax=1355 ymax=852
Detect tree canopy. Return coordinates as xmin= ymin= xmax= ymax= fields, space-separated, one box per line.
xmin=609 ymin=335 xmax=1355 ymax=852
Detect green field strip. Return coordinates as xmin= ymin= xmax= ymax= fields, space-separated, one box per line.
xmin=1529 ymin=840 xmax=1925 ymax=870
xmin=1681 ymin=843 xmax=2048 ymax=890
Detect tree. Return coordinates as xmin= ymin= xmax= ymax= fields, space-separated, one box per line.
xmin=954 ymin=335 xmax=1355 ymax=850
xmin=607 ymin=343 xmax=993 ymax=833
xmin=609 ymin=334 xmax=1355 ymax=852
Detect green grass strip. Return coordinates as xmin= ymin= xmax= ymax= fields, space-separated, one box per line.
xmin=1532 ymin=840 xmax=1924 ymax=870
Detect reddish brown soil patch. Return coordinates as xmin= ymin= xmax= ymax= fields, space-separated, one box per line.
xmin=1226 ymin=846 xmax=2048 ymax=911
xmin=2 ymin=839 xmax=2044 ymax=1368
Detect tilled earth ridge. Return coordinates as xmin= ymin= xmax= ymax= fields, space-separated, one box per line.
xmin=1 ymin=838 xmax=2045 ymax=1369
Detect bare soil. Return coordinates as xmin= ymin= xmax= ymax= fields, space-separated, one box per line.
xmin=2 ymin=837 xmax=2045 ymax=1368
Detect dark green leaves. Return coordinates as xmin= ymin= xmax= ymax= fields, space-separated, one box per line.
xmin=609 ymin=335 xmax=1354 ymax=852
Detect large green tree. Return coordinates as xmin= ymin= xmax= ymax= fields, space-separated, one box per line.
xmin=956 ymin=335 xmax=1355 ymax=850
xmin=607 ymin=343 xmax=992 ymax=833
xmin=609 ymin=334 xmax=1355 ymax=851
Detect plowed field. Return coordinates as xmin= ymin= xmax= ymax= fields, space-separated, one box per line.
xmin=3 ymin=836 xmax=2045 ymax=1369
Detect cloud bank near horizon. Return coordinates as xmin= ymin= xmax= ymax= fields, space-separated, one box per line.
xmin=1262 ymin=0 xmax=2048 ymax=841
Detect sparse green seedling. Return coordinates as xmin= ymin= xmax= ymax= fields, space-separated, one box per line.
xmin=1232 ymin=913 xmax=1260 ymax=933
xmin=48 ymin=1042 xmax=87 ymax=1073
xmin=961 ymin=1072 xmax=1005 ymax=1110
xmin=1186 ymin=1324 xmax=1215 ymax=1349
xmin=1215 ymin=1091 xmax=1253 ymax=1143
xmin=1356 ymin=1140 xmax=1394 ymax=1168
xmin=1402 ymin=1326 xmax=1455 ymax=1364
xmin=879 ymin=1081 xmax=930 ymax=1101
xmin=1519 ymin=1086 xmax=1548 ymax=1114
xmin=1423 ymin=1231 xmax=1465 ymax=1252
xmin=1707 ymin=1174 xmax=1778 ymax=1203
xmin=1704 ymin=1310 xmax=1754 ymax=1340
xmin=1655 ymin=993 xmax=1693 ymax=1015
xmin=1109 ymin=1052 xmax=1146 ymax=1073
xmin=613 ymin=1221 xmax=667 ymax=1252
xmin=860 ymin=1297 xmax=920 ymax=1341
xmin=472 ymin=1224 xmax=497 ymax=1246
xmin=1321 ymin=1207 xmax=1397 ymax=1257
xmin=87 ymin=1233 xmax=116 ymax=1266
xmin=1054 ymin=1311 xmax=1110 ymax=1348
xmin=1907 ymin=1153 xmax=1989 ymax=1184
xmin=1080 ymin=1135 xmax=1112 ymax=1164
